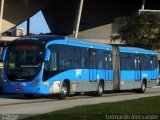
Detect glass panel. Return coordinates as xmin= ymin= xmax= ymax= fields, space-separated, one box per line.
xmin=5 ymin=44 xmax=44 ymax=81
xmin=44 ymin=52 xmax=57 ymax=71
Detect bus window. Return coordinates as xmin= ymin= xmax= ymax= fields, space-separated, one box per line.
xmin=97 ymin=50 xmax=105 ymax=69
xmin=120 ymin=53 xmax=135 ymax=70
xmin=151 ymin=55 xmax=158 ymax=70
xmin=44 ymin=52 xmax=57 ymax=71
xmin=140 ymin=54 xmax=150 ymax=70
xmin=89 ymin=49 xmax=97 ymax=69
xmin=73 ymin=47 xmax=88 ymax=69
xmin=58 ymin=46 xmax=71 ymax=70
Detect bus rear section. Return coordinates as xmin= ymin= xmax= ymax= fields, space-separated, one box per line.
xmin=118 ymin=46 xmax=159 ymax=92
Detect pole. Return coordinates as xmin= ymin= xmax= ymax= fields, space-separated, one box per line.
xmin=74 ymin=0 xmax=84 ymax=38
xmin=0 ymin=0 xmax=4 ymax=38
xmin=27 ymin=18 xmax=30 ymax=35
xmin=141 ymin=0 xmax=145 ymax=10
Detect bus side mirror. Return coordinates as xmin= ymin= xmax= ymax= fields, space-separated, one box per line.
xmin=0 ymin=47 xmax=7 ymax=62
xmin=44 ymin=49 xmax=51 ymax=62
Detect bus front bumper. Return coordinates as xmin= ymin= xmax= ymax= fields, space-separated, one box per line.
xmin=2 ymin=85 xmax=49 ymax=95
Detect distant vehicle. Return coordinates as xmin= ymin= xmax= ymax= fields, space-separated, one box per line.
xmin=1 ymin=35 xmax=159 ymax=99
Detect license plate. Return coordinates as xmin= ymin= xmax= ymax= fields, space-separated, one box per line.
xmin=16 ymin=88 xmax=22 ymax=91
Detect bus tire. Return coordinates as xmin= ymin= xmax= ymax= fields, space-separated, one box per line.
xmin=140 ymin=80 xmax=146 ymax=93
xmin=58 ymin=81 xmax=68 ymax=99
xmin=136 ymin=80 xmax=146 ymax=93
xmin=0 ymin=86 xmax=3 ymax=94
xmin=96 ymin=81 xmax=104 ymax=97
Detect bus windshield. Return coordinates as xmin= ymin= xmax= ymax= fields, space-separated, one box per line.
xmin=5 ymin=44 xmax=44 ymax=81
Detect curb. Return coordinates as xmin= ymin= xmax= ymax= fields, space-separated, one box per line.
xmin=152 ymin=86 xmax=160 ymax=88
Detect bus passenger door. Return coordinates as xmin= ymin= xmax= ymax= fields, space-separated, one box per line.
xmin=149 ymin=56 xmax=158 ymax=87
xmin=150 ymin=57 xmax=154 ymax=80
xmin=135 ymin=56 xmax=141 ymax=81
xmin=104 ymin=52 xmax=113 ymax=90
xmin=105 ymin=52 xmax=112 ymax=81
xmin=150 ymin=56 xmax=157 ymax=80
xmin=89 ymin=49 xmax=97 ymax=81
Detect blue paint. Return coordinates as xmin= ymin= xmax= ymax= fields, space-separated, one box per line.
xmin=1 ymin=35 xmax=159 ymax=95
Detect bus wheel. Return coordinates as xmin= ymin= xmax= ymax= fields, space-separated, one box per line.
xmin=24 ymin=94 xmax=33 ymax=98
xmin=58 ymin=81 xmax=68 ymax=99
xmin=140 ymin=81 xmax=146 ymax=93
xmin=136 ymin=81 xmax=146 ymax=93
xmin=97 ymin=81 xmax=104 ymax=97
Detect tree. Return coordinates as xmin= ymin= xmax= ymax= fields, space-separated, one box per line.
xmin=111 ymin=12 xmax=160 ymax=50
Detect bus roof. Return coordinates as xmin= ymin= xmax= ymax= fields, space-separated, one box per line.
xmin=15 ymin=35 xmax=112 ymax=50
xmin=13 ymin=35 xmax=157 ymax=55
xmin=120 ymin=46 xmax=157 ymax=55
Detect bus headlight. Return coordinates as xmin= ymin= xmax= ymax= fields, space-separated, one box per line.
xmin=31 ymin=77 xmax=41 ymax=86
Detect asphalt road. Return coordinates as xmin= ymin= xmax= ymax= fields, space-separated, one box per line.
xmin=0 ymin=87 xmax=159 ymax=119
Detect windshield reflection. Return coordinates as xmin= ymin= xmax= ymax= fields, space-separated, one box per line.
xmin=5 ymin=44 xmax=44 ymax=81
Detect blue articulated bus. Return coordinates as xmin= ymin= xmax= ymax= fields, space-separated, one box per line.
xmin=1 ymin=35 xmax=159 ymax=99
